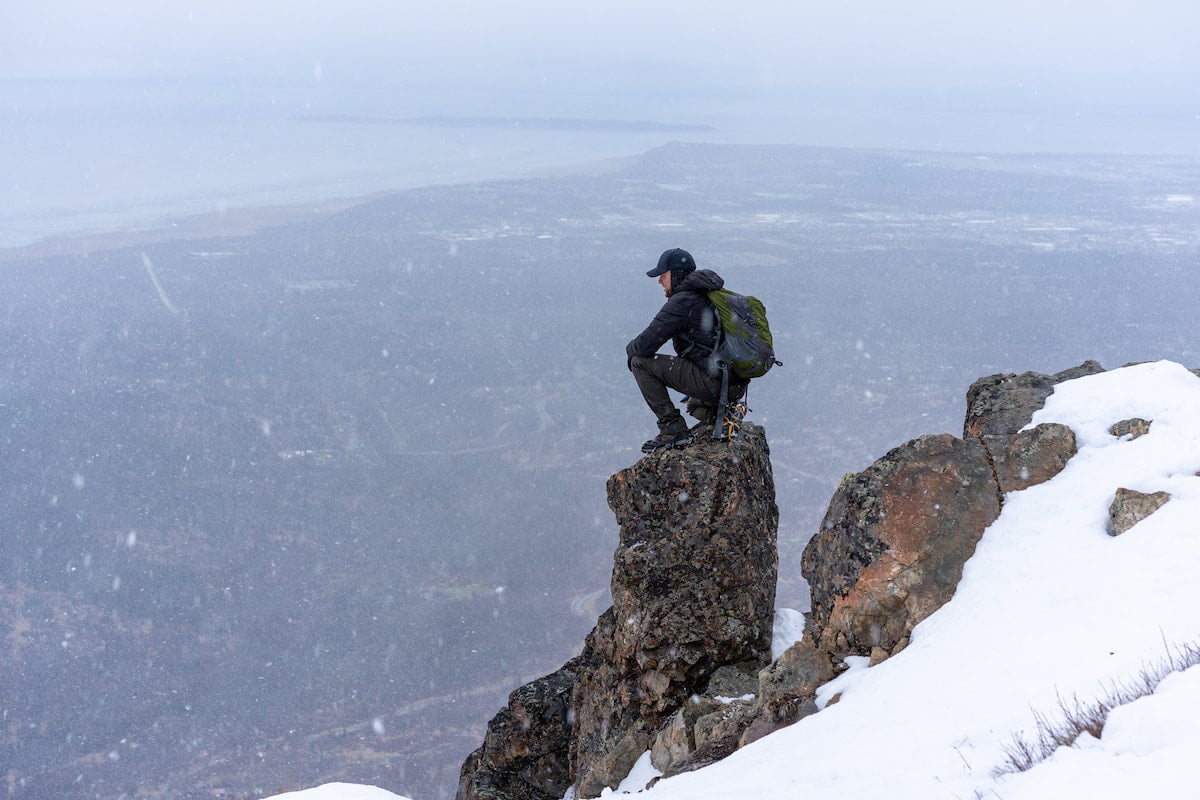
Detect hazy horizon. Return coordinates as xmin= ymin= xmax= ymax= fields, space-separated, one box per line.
xmin=4 ymin=4 xmax=1200 ymax=798
xmin=6 ymin=2 xmax=1198 ymax=110
xmin=4 ymin=2 xmax=1198 ymax=252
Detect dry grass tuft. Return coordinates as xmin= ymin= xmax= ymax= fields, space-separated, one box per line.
xmin=994 ymin=639 xmax=1200 ymax=776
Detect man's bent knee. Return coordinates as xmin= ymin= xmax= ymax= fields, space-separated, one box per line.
xmin=629 ymin=354 xmax=666 ymax=376
xmin=629 ymin=354 xmax=652 ymax=371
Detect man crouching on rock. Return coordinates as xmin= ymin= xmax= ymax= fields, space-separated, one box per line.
xmin=627 ymin=248 xmax=747 ymax=453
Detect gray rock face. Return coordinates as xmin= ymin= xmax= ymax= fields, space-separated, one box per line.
xmin=801 ymin=434 xmax=1000 ymax=659
xmin=457 ymin=424 xmax=779 ymax=800
xmin=459 ymin=360 xmax=1145 ymax=799
xmin=1109 ymin=488 xmax=1171 ymax=536
xmin=573 ymin=423 xmax=779 ymax=796
xmin=964 ymin=363 xmax=1097 ymax=497
xmin=963 ymin=360 xmax=1103 ymax=443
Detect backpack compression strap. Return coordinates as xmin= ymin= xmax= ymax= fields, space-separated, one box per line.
xmin=711 ymin=364 xmax=730 ymax=440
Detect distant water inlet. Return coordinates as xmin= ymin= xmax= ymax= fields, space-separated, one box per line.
xmin=0 ymin=83 xmax=711 ymax=251
xmin=4 ymin=79 xmax=1197 ymax=252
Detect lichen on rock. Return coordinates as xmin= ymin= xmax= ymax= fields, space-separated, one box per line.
xmin=458 ymin=360 xmax=1136 ymax=800
xmin=457 ymin=424 xmax=779 ymax=800
xmin=1109 ymin=488 xmax=1171 ymax=536
xmin=801 ymin=433 xmax=1000 ymax=660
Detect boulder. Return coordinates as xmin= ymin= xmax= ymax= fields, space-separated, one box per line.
xmin=801 ymin=434 xmax=1000 ymax=659
xmin=1109 ymin=488 xmax=1171 ymax=536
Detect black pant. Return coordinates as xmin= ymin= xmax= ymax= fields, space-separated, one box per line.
xmin=630 ymin=354 xmax=746 ymax=435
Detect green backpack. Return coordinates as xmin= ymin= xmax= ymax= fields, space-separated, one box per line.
xmin=707 ymin=288 xmax=780 ymax=379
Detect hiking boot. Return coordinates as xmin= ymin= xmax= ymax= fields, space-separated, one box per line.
xmin=641 ymin=430 xmax=693 ymax=453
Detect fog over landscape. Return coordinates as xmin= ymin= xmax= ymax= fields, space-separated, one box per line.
xmin=2 ymin=2 xmax=1199 ymax=799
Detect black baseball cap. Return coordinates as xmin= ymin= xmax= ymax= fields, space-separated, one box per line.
xmin=646 ymin=248 xmax=696 ymax=277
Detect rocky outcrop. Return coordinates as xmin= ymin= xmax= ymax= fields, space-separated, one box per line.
xmin=572 ymin=423 xmax=778 ymax=796
xmin=459 ymin=360 xmax=1146 ymax=798
xmin=457 ymin=424 xmax=779 ymax=800
xmin=798 ymin=361 xmax=1103 ymax=667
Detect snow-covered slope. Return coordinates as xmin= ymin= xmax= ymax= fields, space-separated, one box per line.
xmin=270 ymin=360 xmax=1200 ymax=800
xmin=637 ymin=359 xmax=1200 ymax=799
xmin=265 ymin=782 xmax=411 ymax=800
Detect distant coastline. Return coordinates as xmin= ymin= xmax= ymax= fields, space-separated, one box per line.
xmin=0 ymin=151 xmax=642 ymax=263
xmin=7 ymin=77 xmax=1199 ymax=260
xmin=0 ymin=79 xmax=711 ymax=257
xmin=0 ymin=193 xmax=380 ymax=263
xmin=294 ymin=113 xmax=716 ymax=133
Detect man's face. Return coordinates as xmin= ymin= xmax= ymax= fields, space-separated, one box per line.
xmin=657 ymin=270 xmax=671 ymax=297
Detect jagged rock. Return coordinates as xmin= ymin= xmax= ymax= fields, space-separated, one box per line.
xmin=704 ymin=663 xmax=760 ymax=700
xmin=756 ymin=636 xmax=834 ymax=718
xmin=739 ymin=697 xmax=819 ymax=748
xmin=1109 ymin=488 xmax=1171 ymax=536
xmin=574 ymin=723 xmax=651 ymax=798
xmin=988 ymin=422 xmax=1077 ymax=493
xmin=456 ymin=659 xmax=581 ymax=800
xmin=648 ymin=665 xmax=758 ymax=773
xmin=964 ymin=360 xmax=1104 ymax=443
xmin=657 ymin=701 xmax=757 ymax=778
xmin=719 ymin=635 xmax=833 ymax=747
xmin=649 ymin=697 xmax=723 ymax=773
xmin=1110 ymin=418 xmax=1152 ymax=440
xmin=463 ymin=362 xmax=1129 ymax=798
xmin=693 ymin=701 xmax=757 ymax=750
xmin=459 ymin=424 xmax=778 ymax=800
xmin=801 ymin=434 xmax=1000 ymax=659
xmin=570 ymin=423 xmax=778 ymax=796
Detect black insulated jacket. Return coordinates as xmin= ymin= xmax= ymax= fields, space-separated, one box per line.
xmin=626 ymin=269 xmax=724 ymax=374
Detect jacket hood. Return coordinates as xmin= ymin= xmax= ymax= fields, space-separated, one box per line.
xmin=675 ymin=268 xmax=724 ymax=294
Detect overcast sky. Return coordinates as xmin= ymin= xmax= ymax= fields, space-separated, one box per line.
xmin=3 ymin=1 xmax=1199 ymax=107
